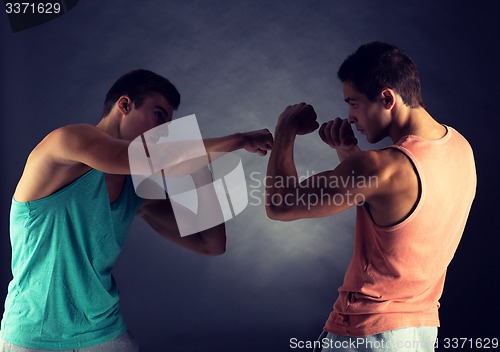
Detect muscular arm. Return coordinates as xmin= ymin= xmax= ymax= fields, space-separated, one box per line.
xmin=15 ymin=124 xmax=272 ymax=201
xmin=204 ymin=129 xmax=273 ymax=156
xmin=16 ymin=121 xmax=272 ymax=253
xmin=52 ymin=125 xmax=272 ymax=175
xmin=266 ymin=105 xmax=420 ymax=226
xmin=53 ymin=124 xmax=132 ymax=173
xmin=163 ymin=130 xmax=273 ymax=175
xmin=265 ymin=104 xmax=381 ymax=221
xmin=136 ymin=129 xmax=273 ymax=254
xmin=138 ymin=167 xmax=226 ymax=256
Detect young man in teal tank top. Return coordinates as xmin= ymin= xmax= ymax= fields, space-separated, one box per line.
xmin=265 ymin=42 xmax=476 ymax=351
xmin=0 ymin=69 xmax=273 ymax=351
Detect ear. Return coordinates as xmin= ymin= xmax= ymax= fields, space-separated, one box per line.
xmin=117 ymin=96 xmax=132 ymax=115
xmin=380 ymin=89 xmax=396 ymax=110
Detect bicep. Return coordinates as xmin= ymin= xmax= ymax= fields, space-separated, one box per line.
xmin=49 ymin=124 xmax=132 ymax=174
xmin=272 ymin=172 xmax=361 ymax=220
xmin=268 ymin=152 xmax=383 ymax=221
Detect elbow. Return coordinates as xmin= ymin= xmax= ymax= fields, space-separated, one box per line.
xmin=265 ymin=188 xmax=302 ymax=221
xmin=208 ymin=248 xmax=226 ymax=256
xmin=200 ymin=227 xmax=226 ymax=256
xmin=266 ymin=204 xmax=298 ymax=222
xmin=203 ymin=244 xmax=226 ymax=257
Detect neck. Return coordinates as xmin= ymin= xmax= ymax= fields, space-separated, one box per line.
xmin=96 ymin=113 xmax=121 ymax=139
xmin=389 ymin=106 xmax=446 ymax=143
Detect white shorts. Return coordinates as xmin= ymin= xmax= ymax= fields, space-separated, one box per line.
xmin=314 ymin=326 xmax=438 ymax=352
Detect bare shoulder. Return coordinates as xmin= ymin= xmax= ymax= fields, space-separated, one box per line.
xmin=43 ymin=123 xmax=100 ymax=141
xmin=14 ymin=124 xmax=95 ymax=202
xmin=339 ymin=148 xmax=419 ymax=226
xmin=42 ymin=124 xmax=110 ymax=159
xmin=345 ymin=148 xmax=414 ymax=177
xmin=38 ymin=123 xmax=130 ymax=173
xmin=339 ymin=148 xmax=418 ymax=203
xmin=23 ymin=124 xmax=96 ymax=168
xmin=14 ymin=123 xmax=129 ymax=202
xmin=24 ymin=123 xmax=108 ymax=171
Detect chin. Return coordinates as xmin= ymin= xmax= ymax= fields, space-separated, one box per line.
xmin=366 ymin=134 xmax=383 ymax=144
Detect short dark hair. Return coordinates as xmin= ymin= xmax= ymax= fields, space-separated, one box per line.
xmin=102 ymin=69 xmax=181 ymax=117
xmin=338 ymin=42 xmax=424 ymax=108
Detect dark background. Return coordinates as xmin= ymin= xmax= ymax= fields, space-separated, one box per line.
xmin=1 ymin=1 xmax=499 ymax=351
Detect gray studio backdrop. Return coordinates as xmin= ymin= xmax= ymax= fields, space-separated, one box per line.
xmin=1 ymin=1 xmax=499 ymax=351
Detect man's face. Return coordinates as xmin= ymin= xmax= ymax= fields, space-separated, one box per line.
xmin=343 ymin=82 xmax=390 ymax=144
xmin=120 ymin=93 xmax=174 ymax=141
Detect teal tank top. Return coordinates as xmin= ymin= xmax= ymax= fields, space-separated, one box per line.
xmin=1 ymin=169 xmax=143 ymax=349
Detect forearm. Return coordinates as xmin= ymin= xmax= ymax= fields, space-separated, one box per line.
xmin=134 ymin=134 xmax=245 ymax=177
xmin=141 ymin=208 xmax=225 ymax=256
xmin=265 ymin=125 xmax=299 ymax=214
xmin=162 ymin=220 xmax=226 ymax=257
xmin=133 ymin=129 xmax=272 ymax=177
xmin=188 ymin=167 xmax=226 ymax=254
xmin=265 ymin=103 xmax=322 ymax=220
xmin=204 ymin=133 xmax=245 ymax=155
xmin=204 ymin=129 xmax=273 ymax=157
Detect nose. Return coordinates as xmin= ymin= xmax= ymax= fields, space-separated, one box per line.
xmin=347 ymin=114 xmax=356 ymax=124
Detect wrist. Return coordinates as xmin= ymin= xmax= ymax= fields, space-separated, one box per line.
xmin=275 ymin=119 xmax=298 ymax=136
xmin=273 ymin=125 xmax=297 ymax=151
xmin=336 ymin=145 xmax=361 ymax=161
xmin=235 ymin=132 xmax=247 ymax=150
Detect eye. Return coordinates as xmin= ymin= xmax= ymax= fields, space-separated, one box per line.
xmin=154 ymin=111 xmax=165 ymax=122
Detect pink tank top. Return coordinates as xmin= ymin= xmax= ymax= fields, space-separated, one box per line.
xmin=325 ymin=125 xmax=476 ymax=336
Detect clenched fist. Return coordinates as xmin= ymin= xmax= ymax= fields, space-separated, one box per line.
xmin=277 ymin=103 xmax=320 ymax=135
xmin=241 ymin=129 xmax=274 ymax=156
xmin=319 ymin=117 xmax=358 ymax=152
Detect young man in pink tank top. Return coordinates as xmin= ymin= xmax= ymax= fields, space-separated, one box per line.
xmin=266 ymin=42 xmax=476 ymax=351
